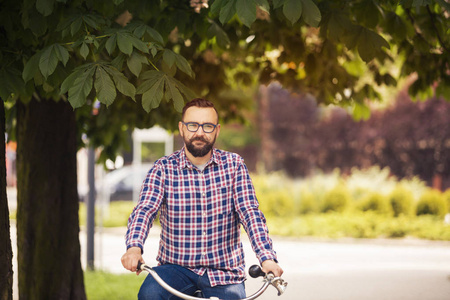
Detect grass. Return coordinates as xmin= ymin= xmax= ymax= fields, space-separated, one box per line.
xmin=84 ymin=271 xmax=145 ymax=300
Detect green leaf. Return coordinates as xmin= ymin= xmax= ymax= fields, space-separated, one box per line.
xmin=211 ymin=0 xmax=226 ymax=16
xmin=54 ymin=44 xmax=69 ymax=66
xmin=170 ymin=77 xmax=197 ymax=101
xmin=142 ymin=77 xmax=164 ymax=112
xmin=207 ymin=22 xmax=231 ymax=49
xmin=236 ymin=0 xmax=257 ymax=27
xmin=301 ymin=0 xmax=321 ymax=27
xmin=80 ymin=42 xmax=89 ymax=59
xmin=105 ymin=34 xmax=117 ymax=55
xmin=220 ymin=0 xmax=237 ymax=24
xmin=39 ymin=45 xmax=58 ymax=79
xmin=23 ymin=53 xmax=41 ymax=82
xmin=385 ymin=12 xmax=407 ymax=41
xmin=283 ymin=0 xmax=302 ymax=25
xmin=104 ymin=66 xmax=136 ymax=100
xmin=435 ymin=0 xmax=450 ymax=11
xmin=163 ymin=50 xmax=176 ymax=68
xmin=357 ymin=28 xmax=390 ymax=62
xmin=273 ymin=0 xmax=287 ymax=9
xmin=174 ymin=53 xmax=194 ymax=78
xmin=165 ymin=78 xmax=185 ymax=112
xmin=131 ymin=38 xmax=149 ymax=54
xmin=60 ymin=69 xmax=83 ymax=95
xmin=127 ymin=51 xmax=148 ymax=77
xmin=137 ymin=70 xmax=165 ymax=93
xmin=71 ymin=18 xmax=83 ymax=36
xmin=68 ymin=66 xmax=95 ymax=108
xmin=352 ymin=102 xmax=371 ymax=121
xmin=36 ymin=0 xmax=55 ymax=16
xmin=95 ymin=66 xmax=117 ymax=107
xmin=134 ymin=24 xmax=164 ymax=45
xmin=117 ymin=33 xmax=133 ymax=55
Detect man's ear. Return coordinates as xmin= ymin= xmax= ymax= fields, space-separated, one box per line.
xmin=215 ymin=124 xmax=221 ymax=138
xmin=178 ymin=121 xmax=184 ymax=137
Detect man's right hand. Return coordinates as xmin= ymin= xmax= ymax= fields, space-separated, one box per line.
xmin=121 ymin=247 xmax=144 ymax=274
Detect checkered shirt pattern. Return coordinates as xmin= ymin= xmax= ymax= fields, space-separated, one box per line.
xmin=125 ymin=147 xmax=277 ymax=286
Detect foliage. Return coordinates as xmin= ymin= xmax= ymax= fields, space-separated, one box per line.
xmin=416 ymin=190 xmax=448 ymax=217
xmin=84 ymin=271 xmax=145 ymax=300
xmin=262 ymin=85 xmax=450 ymax=189
xmin=253 ymin=172 xmax=296 ymax=217
xmin=356 ymin=192 xmax=393 ymax=216
xmin=267 ymin=213 xmax=450 ymax=241
xmin=388 ymin=185 xmax=414 ymax=217
xmin=444 ymin=189 xmax=450 ymax=213
xmin=320 ymin=185 xmax=351 ymax=213
xmin=0 ymin=0 xmax=448 ymax=160
xmin=79 ymin=201 xmax=135 ymax=228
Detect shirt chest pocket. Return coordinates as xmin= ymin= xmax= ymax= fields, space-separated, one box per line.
xmin=209 ymin=181 xmax=233 ymax=216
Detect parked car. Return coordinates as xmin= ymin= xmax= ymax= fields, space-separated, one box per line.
xmin=79 ymin=164 xmax=152 ymax=202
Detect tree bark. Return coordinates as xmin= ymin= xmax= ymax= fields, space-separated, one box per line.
xmin=16 ymin=98 xmax=86 ymax=300
xmin=0 ymin=99 xmax=13 ymax=300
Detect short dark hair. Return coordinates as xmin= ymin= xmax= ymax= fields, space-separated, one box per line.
xmin=182 ymin=98 xmax=219 ymax=122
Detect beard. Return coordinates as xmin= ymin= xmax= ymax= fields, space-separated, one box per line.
xmin=185 ymin=135 xmax=216 ymax=157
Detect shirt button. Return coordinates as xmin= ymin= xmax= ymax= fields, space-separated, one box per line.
xmin=203 ymin=212 xmax=206 ymax=216
xmin=203 ymin=231 xmax=206 ymax=235
xmin=202 ymin=192 xmax=206 ymax=197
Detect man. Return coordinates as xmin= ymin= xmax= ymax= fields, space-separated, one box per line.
xmin=121 ymin=98 xmax=283 ymax=299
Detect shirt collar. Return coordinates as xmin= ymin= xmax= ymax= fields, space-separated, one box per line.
xmin=180 ymin=147 xmax=221 ymax=169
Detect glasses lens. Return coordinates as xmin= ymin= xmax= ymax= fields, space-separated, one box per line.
xmin=186 ymin=123 xmax=199 ymax=132
xmin=203 ymin=124 xmax=215 ymax=133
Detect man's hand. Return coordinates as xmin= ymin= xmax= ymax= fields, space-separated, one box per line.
xmin=261 ymin=259 xmax=283 ymax=277
xmin=121 ymin=247 xmax=144 ymax=275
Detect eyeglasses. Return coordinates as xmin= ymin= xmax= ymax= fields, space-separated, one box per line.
xmin=182 ymin=122 xmax=218 ymax=133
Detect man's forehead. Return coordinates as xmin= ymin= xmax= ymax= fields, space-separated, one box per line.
xmin=184 ymin=106 xmax=218 ymax=122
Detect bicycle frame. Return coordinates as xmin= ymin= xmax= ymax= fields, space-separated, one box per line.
xmin=137 ymin=262 xmax=288 ymax=300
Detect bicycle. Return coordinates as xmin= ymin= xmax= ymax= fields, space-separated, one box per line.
xmin=137 ymin=262 xmax=288 ymax=300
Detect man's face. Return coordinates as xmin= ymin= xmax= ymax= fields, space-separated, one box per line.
xmin=179 ymin=107 xmax=220 ymax=158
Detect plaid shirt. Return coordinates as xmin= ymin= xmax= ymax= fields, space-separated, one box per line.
xmin=125 ymin=148 xmax=277 ymax=286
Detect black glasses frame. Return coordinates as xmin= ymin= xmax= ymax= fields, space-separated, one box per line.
xmin=182 ymin=122 xmax=218 ymax=133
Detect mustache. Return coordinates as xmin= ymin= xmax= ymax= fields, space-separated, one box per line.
xmin=190 ymin=136 xmax=208 ymax=143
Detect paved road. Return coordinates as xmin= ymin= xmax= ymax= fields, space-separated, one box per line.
xmin=76 ymin=226 xmax=450 ymax=300
xmin=9 ymin=214 xmax=450 ymax=300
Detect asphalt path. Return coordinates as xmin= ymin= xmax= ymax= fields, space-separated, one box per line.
xmin=75 ymin=226 xmax=450 ymax=300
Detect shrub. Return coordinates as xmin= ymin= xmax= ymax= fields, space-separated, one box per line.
xmin=320 ymin=185 xmax=351 ymax=213
xmin=388 ymin=185 xmax=414 ymax=217
xmin=258 ymin=189 xmax=295 ymax=217
xmin=298 ymin=190 xmax=317 ymax=214
xmin=416 ymin=190 xmax=448 ymax=217
xmin=357 ymin=192 xmax=392 ymax=215
xmin=443 ymin=189 xmax=450 ymax=213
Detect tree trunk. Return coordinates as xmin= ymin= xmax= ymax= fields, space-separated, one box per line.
xmin=0 ymin=99 xmax=13 ymax=300
xmin=16 ymin=98 xmax=86 ymax=300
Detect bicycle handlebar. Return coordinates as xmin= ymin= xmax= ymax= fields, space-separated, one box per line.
xmin=137 ymin=261 xmax=287 ymax=300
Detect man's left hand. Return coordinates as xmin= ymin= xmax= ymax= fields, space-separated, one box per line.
xmin=261 ymin=259 xmax=283 ymax=277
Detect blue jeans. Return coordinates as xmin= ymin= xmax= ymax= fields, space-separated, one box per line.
xmin=138 ymin=264 xmax=246 ymax=300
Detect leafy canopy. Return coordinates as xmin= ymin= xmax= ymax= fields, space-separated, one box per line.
xmin=0 ymin=0 xmax=449 ymax=159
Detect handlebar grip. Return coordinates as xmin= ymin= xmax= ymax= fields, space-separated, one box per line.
xmin=137 ymin=261 xmax=143 ymax=271
xmin=249 ymin=265 xmax=266 ymax=278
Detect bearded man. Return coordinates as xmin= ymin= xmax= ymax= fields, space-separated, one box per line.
xmin=121 ymin=98 xmax=283 ymax=300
